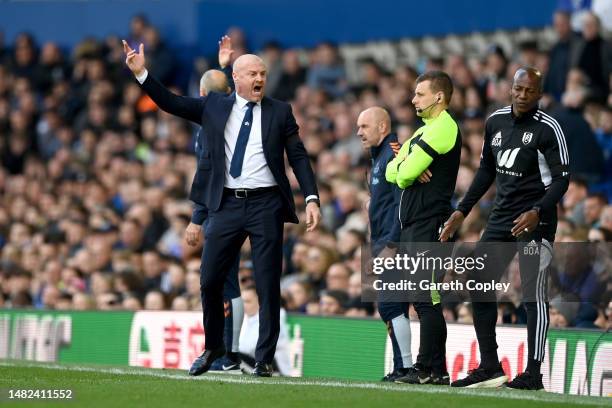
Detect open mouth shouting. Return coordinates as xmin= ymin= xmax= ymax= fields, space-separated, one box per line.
xmin=253 ymin=84 xmax=264 ymax=98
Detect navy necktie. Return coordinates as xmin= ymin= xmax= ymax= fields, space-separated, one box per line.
xmin=229 ymin=101 xmax=256 ymax=178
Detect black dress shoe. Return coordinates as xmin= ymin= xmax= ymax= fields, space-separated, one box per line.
xmin=252 ymin=362 xmax=273 ymax=377
xmin=188 ymin=347 xmax=225 ymax=376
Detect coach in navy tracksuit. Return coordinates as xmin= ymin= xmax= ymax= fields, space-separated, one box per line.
xmin=356 ymin=107 xmax=413 ymax=382
xmin=368 ymin=134 xmax=401 ymax=256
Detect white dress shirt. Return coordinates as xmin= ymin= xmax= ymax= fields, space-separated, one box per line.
xmin=223 ymin=93 xmax=276 ymax=189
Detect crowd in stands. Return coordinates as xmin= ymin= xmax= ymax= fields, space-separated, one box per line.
xmin=0 ymin=11 xmax=610 ymax=330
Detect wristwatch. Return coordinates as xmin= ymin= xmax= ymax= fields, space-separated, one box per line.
xmin=531 ymin=206 xmax=541 ymax=217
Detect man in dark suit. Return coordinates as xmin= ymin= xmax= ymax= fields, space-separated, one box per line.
xmin=123 ymin=40 xmax=321 ymax=377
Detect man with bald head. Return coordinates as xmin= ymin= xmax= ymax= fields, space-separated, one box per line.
xmin=123 ymin=37 xmax=320 ymax=377
xmin=200 ymin=69 xmax=231 ymax=96
xmin=358 ymin=107 xmax=414 ymax=382
xmin=443 ymin=67 xmax=569 ymax=389
xmin=357 ymin=108 xmax=398 ymax=258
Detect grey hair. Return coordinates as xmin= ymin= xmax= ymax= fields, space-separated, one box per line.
xmin=199 ymin=69 xmax=229 ymax=95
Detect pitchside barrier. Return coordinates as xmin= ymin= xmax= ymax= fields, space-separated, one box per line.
xmin=0 ymin=309 xmax=610 ymax=396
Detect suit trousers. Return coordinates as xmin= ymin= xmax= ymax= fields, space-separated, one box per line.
xmin=203 ymin=217 xmax=241 ymax=354
xmin=200 ymin=189 xmax=284 ymax=363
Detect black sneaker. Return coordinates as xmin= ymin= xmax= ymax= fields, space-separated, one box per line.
xmin=506 ymin=371 xmax=544 ymax=390
xmin=395 ymin=366 xmax=432 ymax=384
xmin=451 ymin=367 xmax=508 ymax=388
xmin=431 ymin=373 xmax=450 ymax=385
xmin=381 ymin=367 xmax=413 ymax=382
xmin=208 ymin=355 xmax=242 ymax=375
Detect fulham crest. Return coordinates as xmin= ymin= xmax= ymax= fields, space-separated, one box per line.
xmin=522 ymin=132 xmax=533 ymax=145
xmin=491 ymin=131 xmax=502 ymax=147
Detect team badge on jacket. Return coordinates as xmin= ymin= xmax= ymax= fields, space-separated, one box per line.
xmin=491 ymin=131 xmax=502 ymax=147
xmin=522 ymin=132 xmax=533 ymax=145
xmin=372 ymin=163 xmax=380 ymax=185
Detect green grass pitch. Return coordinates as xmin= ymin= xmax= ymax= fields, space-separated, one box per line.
xmin=0 ymin=361 xmax=609 ymax=408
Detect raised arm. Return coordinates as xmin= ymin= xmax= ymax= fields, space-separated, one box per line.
xmin=218 ymin=35 xmax=234 ymax=69
xmin=123 ymin=40 xmax=204 ymax=124
xmin=218 ymin=35 xmax=235 ymax=90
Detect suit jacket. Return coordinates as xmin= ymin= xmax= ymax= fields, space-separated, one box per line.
xmin=140 ymin=74 xmax=318 ymax=224
xmin=191 ymin=128 xmax=209 ymax=225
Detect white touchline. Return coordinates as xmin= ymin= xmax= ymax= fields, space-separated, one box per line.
xmin=0 ymin=361 xmax=606 ymax=406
